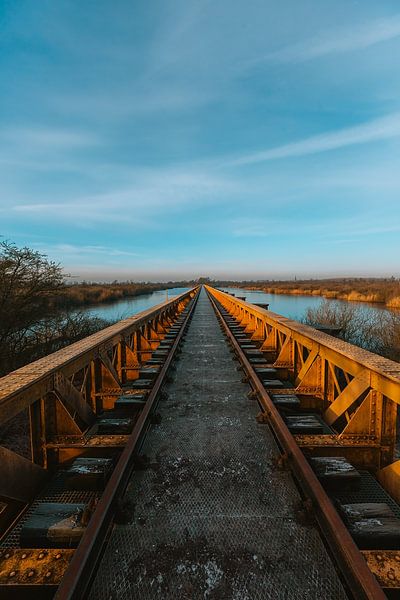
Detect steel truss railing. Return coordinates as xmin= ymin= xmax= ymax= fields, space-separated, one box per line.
xmin=0 ymin=288 xmax=197 ymax=529
xmin=206 ymin=286 xmax=400 ymax=502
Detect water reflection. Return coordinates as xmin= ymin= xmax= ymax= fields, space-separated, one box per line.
xmin=220 ymin=287 xmax=390 ymax=322
xmin=80 ymin=287 xmax=191 ymax=322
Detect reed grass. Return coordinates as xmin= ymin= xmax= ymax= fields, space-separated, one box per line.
xmin=243 ymin=278 xmax=400 ymax=308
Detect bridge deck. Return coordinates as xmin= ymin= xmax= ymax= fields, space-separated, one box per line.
xmin=90 ymin=289 xmax=347 ymax=599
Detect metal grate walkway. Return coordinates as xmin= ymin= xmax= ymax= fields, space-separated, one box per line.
xmin=89 ymin=289 xmax=348 ymax=599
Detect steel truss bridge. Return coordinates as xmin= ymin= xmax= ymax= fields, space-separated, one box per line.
xmin=0 ymin=285 xmax=400 ymax=599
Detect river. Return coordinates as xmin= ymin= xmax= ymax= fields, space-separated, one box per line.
xmin=80 ymin=287 xmax=191 ymax=322
xmin=78 ymin=285 xmax=391 ymax=324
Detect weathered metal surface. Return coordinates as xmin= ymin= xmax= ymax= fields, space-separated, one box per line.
xmin=20 ymin=503 xmax=87 ymax=548
xmin=309 ymin=456 xmax=361 ymax=490
xmin=128 ymin=378 xmax=153 ymax=389
xmin=54 ymin=372 xmax=96 ymax=427
xmin=0 ymin=548 xmax=74 ymax=588
xmin=0 ymin=447 xmax=49 ymax=503
xmin=64 ymin=458 xmax=114 ymax=491
xmin=285 ymin=415 xmax=325 ymax=434
xmin=362 ymin=550 xmax=400 ymax=588
xmin=88 ymin=289 xmax=348 ymax=600
xmin=114 ymin=395 xmax=146 ymax=409
xmin=339 ymin=503 xmax=400 ymax=549
xmin=97 ymin=418 xmax=134 ymax=435
xmin=378 ymin=459 xmax=400 ymax=505
xmin=46 ymin=435 xmax=130 ymax=449
xmin=270 ymin=392 xmax=300 ymax=408
xmin=296 ymin=434 xmax=379 ymax=447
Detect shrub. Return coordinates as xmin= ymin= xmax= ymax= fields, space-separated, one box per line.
xmin=304 ymin=300 xmax=399 ymax=361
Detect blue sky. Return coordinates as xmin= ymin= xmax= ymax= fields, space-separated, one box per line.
xmin=1 ymin=0 xmax=400 ymax=281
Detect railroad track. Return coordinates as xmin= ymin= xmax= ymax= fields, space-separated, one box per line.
xmin=1 ymin=285 xmax=400 ymax=598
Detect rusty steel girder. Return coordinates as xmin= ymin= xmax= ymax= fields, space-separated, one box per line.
xmin=206 ymin=285 xmax=400 ymax=497
xmin=0 ymin=289 xmax=197 ymax=541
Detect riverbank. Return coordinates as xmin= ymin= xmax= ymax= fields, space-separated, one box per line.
xmin=236 ymin=279 xmax=400 ymax=309
xmin=52 ymin=282 xmax=190 ymax=309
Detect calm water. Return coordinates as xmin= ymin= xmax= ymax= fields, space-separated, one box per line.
xmin=79 ymin=285 xmax=391 ymax=324
xmin=80 ymin=287 xmax=191 ymax=322
xmin=220 ymin=287 xmax=390 ymax=322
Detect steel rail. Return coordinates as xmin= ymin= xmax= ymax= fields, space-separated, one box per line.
xmin=207 ymin=289 xmax=385 ymax=600
xmin=54 ymin=288 xmax=200 ymax=600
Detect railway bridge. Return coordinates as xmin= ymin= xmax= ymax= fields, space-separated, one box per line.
xmin=0 ymin=286 xmax=400 ymax=599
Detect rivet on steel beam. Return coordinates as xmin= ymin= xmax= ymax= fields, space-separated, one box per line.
xmin=45 ymin=571 xmax=52 ymax=578
xmin=9 ymin=571 xmax=16 ymax=578
xmin=28 ymin=570 xmax=35 ymax=578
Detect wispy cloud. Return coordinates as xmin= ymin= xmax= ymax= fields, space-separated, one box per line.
xmin=0 ymin=126 xmax=98 ymax=150
xmin=6 ymin=166 xmax=237 ymax=226
xmin=50 ymin=86 xmax=214 ymax=119
xmin=32 ymin=243 xmax=142 ymax=258
xmin=226 ymin=112 xmax=400 ymax=166
xmin=230 ymin=214 xmax=400 ymax=241
xmin=231 ymin=219 xmax=270 ymax=238
xmin=251 ymin=14 xmax=400 ymax=65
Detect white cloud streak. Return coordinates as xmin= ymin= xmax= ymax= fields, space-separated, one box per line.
xmin=0 ymin=127 xmax=97 ymax=150
xmin=5 ymin=166 xmax=237 ymax=225
xmin=253 ymin=14 xmax=400 ymax=64
xmin=227 ymin=112 xmax=400 ymax=166
xmin=32 ymin=243 xmax=142 ymax=258
xmin=231 ymin=215 xmax=400 ymax=241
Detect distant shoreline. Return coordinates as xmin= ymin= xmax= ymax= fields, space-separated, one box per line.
xmin=236 ymin=283 xmax=400 ymax=309
xmin=53 ymin=283 xmax=180 ymax=309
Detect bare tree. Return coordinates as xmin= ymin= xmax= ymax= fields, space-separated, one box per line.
xmin=376 ymin=311 xmax=400 ymax=362
xmin=0 ymin=241 xmax=107 ymax=376
xmin=304 ymin=299 xmax=399 ymax=361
